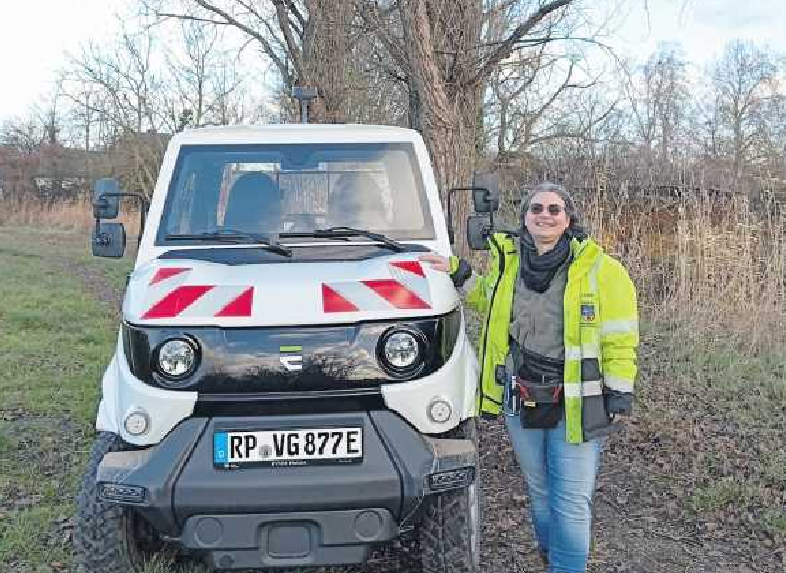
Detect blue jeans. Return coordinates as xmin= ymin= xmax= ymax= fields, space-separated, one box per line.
xmin=505 ymin=415 xmax=603 ymax=573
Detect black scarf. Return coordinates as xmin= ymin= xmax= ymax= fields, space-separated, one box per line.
xmin=520 ymin=232 xmax=571 ymax=293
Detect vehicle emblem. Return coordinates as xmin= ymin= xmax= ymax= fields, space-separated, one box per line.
xmin=279 ymin=345 xmax=303 ymax=371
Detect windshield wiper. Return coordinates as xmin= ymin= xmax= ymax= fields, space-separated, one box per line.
xmin=279 ymin=227 xmax=407 ymax=252
xmin=165 ymin=229 xmax=292 ymax=257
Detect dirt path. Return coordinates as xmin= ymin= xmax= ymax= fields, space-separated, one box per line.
xmin=47 ymin=233 xmax=128 ymax=311
xmin=31 ymin=231 xmax=785 ymax=573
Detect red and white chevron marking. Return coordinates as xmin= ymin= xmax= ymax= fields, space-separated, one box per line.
xmin=322 ymin=260 xmax=432 ymax=313
xmin=141 ymin=266 xmax=254 ymax=319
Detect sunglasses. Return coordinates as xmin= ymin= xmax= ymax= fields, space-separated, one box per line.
xmin=529 ymin=203 xmax=565 ymax=216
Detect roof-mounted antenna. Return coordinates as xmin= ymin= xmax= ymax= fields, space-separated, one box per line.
xmin=292 ymin=86 xmax=319 ymax=124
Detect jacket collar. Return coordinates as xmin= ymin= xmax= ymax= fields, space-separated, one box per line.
xmin=569 ymin=237 xmax=603 ymax=278
xmin=491 ymin=232 xmax=602 ymax=276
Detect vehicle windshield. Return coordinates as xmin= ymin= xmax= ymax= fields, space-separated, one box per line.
xmin=157 ymin=142 xmax=435 ymax=244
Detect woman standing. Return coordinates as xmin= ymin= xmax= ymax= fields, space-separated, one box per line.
xmin=420 ymin=182 xmax=639 ymax=573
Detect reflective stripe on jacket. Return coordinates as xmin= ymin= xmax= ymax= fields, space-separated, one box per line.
xmin=452 ymin=232 xmax=639 ymax=444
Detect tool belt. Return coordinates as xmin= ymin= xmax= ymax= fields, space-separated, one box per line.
xmin=500 ymin=338 xmax=566 ymax=429
xmin=516 ymin=377 xmax=564 ymax=429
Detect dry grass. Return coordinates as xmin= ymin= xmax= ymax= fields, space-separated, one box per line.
xmin=494 ymin=180 xmax=786 ymax=356
xmin=0 ymin=197 xmax=140 ymax=235
xmin=0 ymin=197 xmax=95 ymax=231
xmin=580 ymin=188 xmax=786 ymax=353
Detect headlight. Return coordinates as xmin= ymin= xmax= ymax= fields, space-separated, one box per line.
xmin=156 ymin=338 xmax=198 ymax=381
xmin=385 ymin=332 xmax=419 ymax=368
xmin=378 ymin=327 xmax=426 ymax=377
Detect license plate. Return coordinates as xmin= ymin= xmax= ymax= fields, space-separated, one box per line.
xmin=213 ymin=427 xmax=363 ymax=468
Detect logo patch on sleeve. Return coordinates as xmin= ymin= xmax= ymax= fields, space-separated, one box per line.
xmin=581 ymin=304 xmax=596 ymax=322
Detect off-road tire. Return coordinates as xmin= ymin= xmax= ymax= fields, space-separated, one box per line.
xmin=74 ymin=432 xmax=164 ymax=573
xmin=418 ymin=418 xmax=482 ymax=573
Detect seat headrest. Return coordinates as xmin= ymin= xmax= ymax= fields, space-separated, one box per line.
xmin=328 ymin=173 xmax=387 ymax=228
xmin=223 ymin=172 xmax=281 ymax=233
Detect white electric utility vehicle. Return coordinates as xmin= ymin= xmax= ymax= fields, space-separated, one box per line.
xmin=74 ymin=122 xmax=498 ymax=572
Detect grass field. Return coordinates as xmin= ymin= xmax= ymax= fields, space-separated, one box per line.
xmin=0 ymin=225 xmax=784 ymax=572
xmin=0 ymin=227 xmax=129 ymax=572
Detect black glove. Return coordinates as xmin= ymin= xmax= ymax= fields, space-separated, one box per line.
xmin=604 ymin=391 xmax=633 ymax=415
xmin=450 ymin=258 xmax=472 ymax=288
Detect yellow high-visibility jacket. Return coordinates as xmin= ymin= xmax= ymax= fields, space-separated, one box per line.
xmin=451 ymin=232 xmax=639 ymax=443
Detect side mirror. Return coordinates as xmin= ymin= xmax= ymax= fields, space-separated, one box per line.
xmin=92 ymin=222 xmax=126 ymax=258
xmin=93 ymin=178 xmax=121 ymax=219
xmin=472 ymin=171 xmax=499 ymax=213
xmin=472 ymin=188 xmax=499 ymax=213
xmin=467 ymin=215 xmax=491 ymax=250
xmin=446 ymin=172 xmax=499 ymax=244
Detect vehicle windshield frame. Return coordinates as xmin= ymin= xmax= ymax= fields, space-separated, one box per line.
xmin=154 ymin=142 xmax=436 ymax=247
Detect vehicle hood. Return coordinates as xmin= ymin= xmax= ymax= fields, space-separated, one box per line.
xmin=123 ymin=253 xmax=459 ymax=327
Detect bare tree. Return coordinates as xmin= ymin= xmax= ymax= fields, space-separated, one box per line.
xmin=621 ymin=45 xmax=690 ymax=177
xmin=710 ymin=40 xmax=779 ymax=181
xmin=68 ymin=27 xmax=161 ymax=135
xmin=161 ymin=18 xmax=247 ymax=130
xmin=0 ymin=122 xmax=40 ymax=201
xmin=365 ymin=0 xmax=574 ymax=253
xmin=1 ymin=117 xmax=44 ymax=156
xmin=0 ymin=90 xmax=76 ymax=202
xmin=147 ymin=0 xmax=360 ymax=123
xmin=163 ymin=18 xmax=221 ymax=129
xmin=487 ymin=50 xmax=610 ymax=163
xmin=148 ymin=1 xmax=579 ymax=207
xmin=65 ymin=23 xmax=168 ymax=195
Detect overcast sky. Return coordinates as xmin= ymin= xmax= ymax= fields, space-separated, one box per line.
xmin=1 ymin=0 xmax=784 ymax=124
xmin=1 ymin=0 xmax=117 ymax=121
xmin=610 ymin=0 xmax=786 ymax=65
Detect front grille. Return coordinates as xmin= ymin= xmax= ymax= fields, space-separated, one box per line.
xmin=193 ymin=389 xmax=386 ymax=417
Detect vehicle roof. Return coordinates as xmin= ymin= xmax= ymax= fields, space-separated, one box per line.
xmin=171 ymin=124 xmax=421 ymax=146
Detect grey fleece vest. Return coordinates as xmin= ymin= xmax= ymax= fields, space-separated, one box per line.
xmin=508 ymin=258 xmax=569 ymax=360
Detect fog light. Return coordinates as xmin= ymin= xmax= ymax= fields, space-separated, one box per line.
xmin=99 ymin=483 xmax=147 ymax=504
xmin=124 ymin=409 xmax=150 ymax=436
xmin=428 ymin=467 xmax=475 ymax=492
xmin=427 ymin=398 xmax=452 ymax=423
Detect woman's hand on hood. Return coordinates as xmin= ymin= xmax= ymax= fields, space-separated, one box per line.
xmin=419 ymin=252 xmax=450 ymax=273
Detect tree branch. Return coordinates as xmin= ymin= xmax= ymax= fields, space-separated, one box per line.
xmin=274 ymin=1 xmax=303 ymax=78
xmin=280 ymin=0 xmax=305 ymax=31
xmin=288 ymin=15 xmax=303 ymax=39
xmin=191 ymin=0 xmax=290 ymax=82
xmin=359 ymin=2 xmax=409 ymax=74
xmin=155 ymin=11 xmax=230 ymax=26
xmin=470 ymin=0 xmax=574 ymax=85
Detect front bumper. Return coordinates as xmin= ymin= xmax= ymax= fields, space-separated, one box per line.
xmin=96 ymin=411 xmax=475 ymax=569
xmin=180 ymin=509 xmax=397 ymax=569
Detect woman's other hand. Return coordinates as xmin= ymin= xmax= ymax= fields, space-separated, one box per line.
xmin=419 ymin=252 xmax=451 ymax=273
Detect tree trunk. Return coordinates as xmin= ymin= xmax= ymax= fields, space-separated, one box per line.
xmin=84 ymin=96 xmax=91 ymax=181
xmin=733 ymin=120 xmax=744 ymax=182
xmin=660 ymin=107 xmax=670 ymax=174
xmin=399 ymin=0 xmax=483 ymax=256
xmin=300 ymin=0 xmax=353 ymax=123
xmin=498 ymin=99 xmax=509 ymax=157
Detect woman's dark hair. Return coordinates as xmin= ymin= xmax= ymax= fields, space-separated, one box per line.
xmin=520 ymin=182 xmax=588 ymax=239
